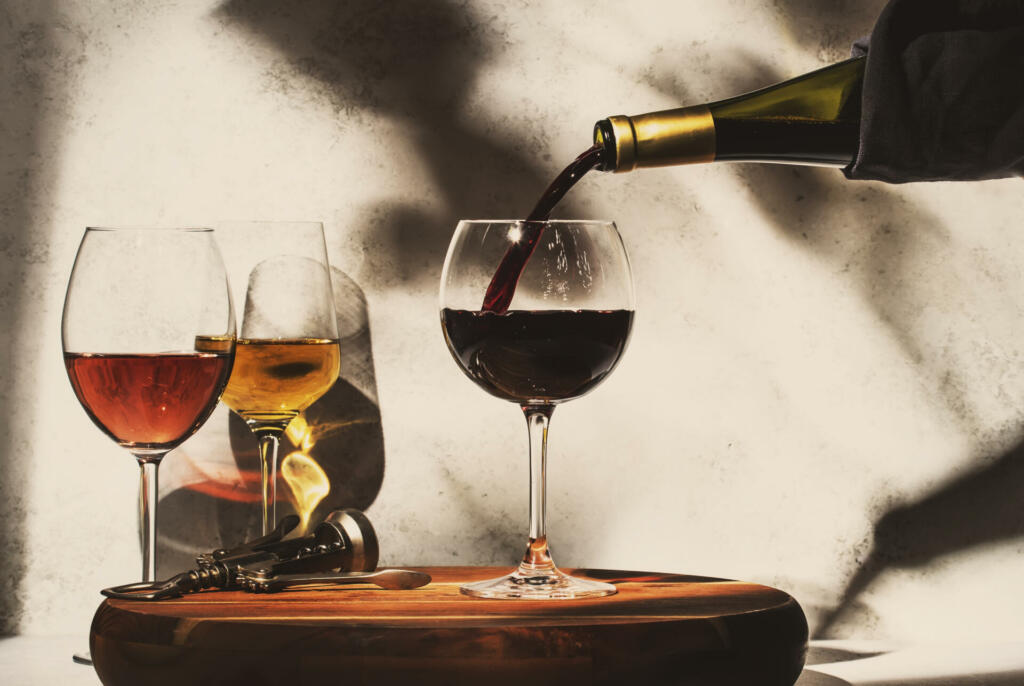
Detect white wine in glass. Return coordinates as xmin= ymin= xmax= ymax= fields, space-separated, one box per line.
xmin=218 ymin=222 xmax=340 ymax=535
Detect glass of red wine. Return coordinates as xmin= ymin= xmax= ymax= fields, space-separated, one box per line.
xmin=441 ymin=219 xmax=635 ymax=599
xmin=62 ymin=227 xmax=236 ymax=584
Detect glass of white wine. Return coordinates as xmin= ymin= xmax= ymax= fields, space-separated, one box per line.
xmin=218 ymin=222 xmax=340 ymax=535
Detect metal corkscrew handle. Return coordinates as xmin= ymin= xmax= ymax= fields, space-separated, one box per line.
xmin=102 ymin=567 xmax=232 ymax=601
xmin=100 ymin=509 xmax=405 ymax=601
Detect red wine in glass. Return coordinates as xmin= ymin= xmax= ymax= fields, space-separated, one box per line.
xmin=441 ymin=220 xmax=634 ymax=599
xmin=64 ymin=352 xmax=233 ymax=450
xmin=441 ymin=309 xmax=633 ymax=403
xmin=62 ymin=227 xmax=236 ymax=584
xmin=447 ymin=129 xmax=630 ymax=599
xmin=62 ymin=226 xmax=235 ymax=665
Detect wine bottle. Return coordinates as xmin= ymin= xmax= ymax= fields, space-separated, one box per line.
xmin=593 ymin=56 xmax=864 ymax=172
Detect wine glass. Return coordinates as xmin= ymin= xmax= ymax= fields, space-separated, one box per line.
xmin=62 ymin=227 xmax=236 ymax=584
xmin=440 ymin=219 xmax=635 ymax=599
xmin=217 ymin=221 xmax=340 ymax=535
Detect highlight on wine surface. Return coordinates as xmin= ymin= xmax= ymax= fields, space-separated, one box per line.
xmin=61 ymin=226 xmax=237 ymax=584
xmin=440 ymin=219 xmax=635 ymax=600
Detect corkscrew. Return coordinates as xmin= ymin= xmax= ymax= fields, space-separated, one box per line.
xmin=102 ymin=509 xmax=430 ymax=600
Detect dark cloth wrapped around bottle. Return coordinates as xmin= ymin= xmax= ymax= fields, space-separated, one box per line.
xmin=845 ymin=0 xmax=1024 ymax=183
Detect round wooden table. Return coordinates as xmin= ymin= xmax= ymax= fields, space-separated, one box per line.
xmin=90 ymin=566 xmax=808 ymax=685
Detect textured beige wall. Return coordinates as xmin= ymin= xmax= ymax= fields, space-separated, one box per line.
xmin=3 ymin=0 xmax=1024 ymax=641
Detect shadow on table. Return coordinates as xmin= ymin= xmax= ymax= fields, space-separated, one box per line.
xmin=796 ymin=672 xmax=852 ymax=686
xmin=806 ymin=646 xmax=888 ymax=667
xmin=799 ymin=660 xmax=1024 ymax=686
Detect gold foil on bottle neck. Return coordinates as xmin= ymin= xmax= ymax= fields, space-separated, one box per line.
xmin=596 ymin=105 xmax=716 ymax=172
xmin=600 ymin=116 xmax=638 ymax=172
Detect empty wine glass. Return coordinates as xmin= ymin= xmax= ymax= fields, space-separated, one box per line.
xmin=440 ymin=219 xmax=635 ymax=599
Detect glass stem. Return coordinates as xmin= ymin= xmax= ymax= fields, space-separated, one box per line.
xmin=135 ymin=455 xmax=165 ymax=583
xmin=521 ymin=404 xmax=555 ymax=572
xmin=255 ymin=430 xmax=283 ymax=536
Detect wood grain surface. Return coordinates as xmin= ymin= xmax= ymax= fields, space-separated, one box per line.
xmin=90 ymin=566 xmax=808 ymax=685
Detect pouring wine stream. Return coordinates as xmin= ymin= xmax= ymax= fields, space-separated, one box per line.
xmin=481 ymin=144 xmax=605 ymax=313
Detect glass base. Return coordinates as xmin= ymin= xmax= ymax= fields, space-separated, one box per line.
xmin=461 ymin=564 xmax=616 ymax=600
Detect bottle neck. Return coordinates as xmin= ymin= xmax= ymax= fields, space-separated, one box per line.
xmin=594 ymin=56 xmax=865 ymax=172
xmin=594 ymin=106 xmax=715 ymax=173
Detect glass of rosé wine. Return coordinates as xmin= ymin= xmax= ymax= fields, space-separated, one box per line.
xmin=62 ymin=227 xmax=236 ymax=585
